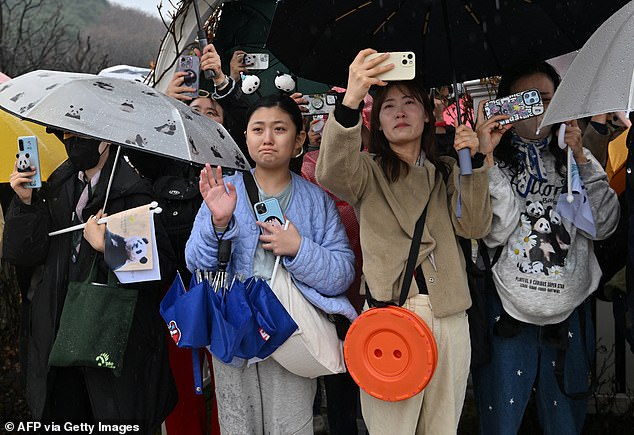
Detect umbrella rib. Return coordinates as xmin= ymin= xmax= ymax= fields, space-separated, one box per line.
xmin=336 ymin=1 xmax=373 ymax=22
xmin=373 ymin=11 xmax=398 ymax=36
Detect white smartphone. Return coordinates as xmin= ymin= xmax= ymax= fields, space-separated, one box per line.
xmin=243 ymin=53 xmax=270 ymax=70
xmin=365 ymin=51 xmax=416 ymax=81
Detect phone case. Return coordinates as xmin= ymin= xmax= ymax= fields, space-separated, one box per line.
xmin=17 ymin=135 xmax=41 ymax=188
xmin=365 ymin=52 xmax=416 ymax=81
xmin=244 ymin=53 xmax=269 ymax=70
xmin=303 ymin=93 xmax=338 ymax=116
xmin=175 ymin=55 xmax=200 ymax=98
xmin=484 ymin=89 xmax=544 ymax=125
xmin=254 ymin=198 xmax=285 ymax=233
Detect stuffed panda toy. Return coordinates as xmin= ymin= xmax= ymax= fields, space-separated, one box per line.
xmin=241 ymin=74 xmax=261 ymax=95
xmin=16 ymin=151 xmax=31 ymax=172
xmin=274 ymin=72 xmax=296 ymax=93
xmin=104 ymin=229 xmax=149 ymax=270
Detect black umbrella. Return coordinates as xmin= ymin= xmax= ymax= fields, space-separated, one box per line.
xmin=266 ymin=0 xmax=631 ymax=88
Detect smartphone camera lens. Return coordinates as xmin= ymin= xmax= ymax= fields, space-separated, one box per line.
xmin=402 ymin=59 xmax=408 ymax=65
xmin=256 ymin=203 xmax=267 ymax=214
xmin=18 ymin=139 xmax=24 ymax=151
xmin=407 ymin=53 xmax=413 ymax=59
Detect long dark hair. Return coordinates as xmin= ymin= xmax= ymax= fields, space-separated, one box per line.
xmin=369 ymin=81 xmax=449 ymax=183
xmin=245 ymin=93 xmax=303 ymax=135
xmin=494 ymin=62 xmax=566 ymax=176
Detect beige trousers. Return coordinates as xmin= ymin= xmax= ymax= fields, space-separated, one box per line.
xmin=360 ymin=295 xmax=471 ymax=435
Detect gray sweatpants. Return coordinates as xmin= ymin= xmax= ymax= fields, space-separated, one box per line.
xmin=212 ymin=356 xmax=317 ymax=435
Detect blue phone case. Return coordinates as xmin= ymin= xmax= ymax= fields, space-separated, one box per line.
xmin=254 ymin=198 xmax=285 ymax=233
xmin=17 ymin=136 xmax=41 ymax=188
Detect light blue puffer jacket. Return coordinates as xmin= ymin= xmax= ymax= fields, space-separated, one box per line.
xmin=185 ymin=170 xmax=358 ymax=321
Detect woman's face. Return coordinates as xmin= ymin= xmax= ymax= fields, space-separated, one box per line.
xmin=191 ymin=97 xmax=224 ymax=124
xmin=378 ymin=86 xmax=428 ymax=147
xmin=245 ymin=106 xmax=305 ymax=170
xmin=509 ymin=72 xmax=555 ymax=140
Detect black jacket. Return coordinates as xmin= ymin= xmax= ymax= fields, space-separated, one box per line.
xmin=3 ymin=152 xmax=177 ymax=432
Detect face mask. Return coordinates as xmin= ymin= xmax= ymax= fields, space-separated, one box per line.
xmin=512 ymin=114 xmax=550 ymax=142
xmin=64 ymin=137 xmax=102 ymax=171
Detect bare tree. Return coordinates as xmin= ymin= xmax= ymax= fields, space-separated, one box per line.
xmin=0 ymin=0 xmax=108 ymax=76
xmin=85 ymin=4 xmax=165 ymax=69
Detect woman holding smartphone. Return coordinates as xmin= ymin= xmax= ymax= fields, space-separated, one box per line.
xmin=473 ymin=62 xmax=619 ymax=435
xmin=185 ymin=93 xmax=356 ymax=434
xmin=316 ymin=49 xmax=493 ymax=434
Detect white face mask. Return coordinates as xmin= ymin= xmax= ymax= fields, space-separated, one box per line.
xmin=512 ymin=113 xmax=550 ymax=141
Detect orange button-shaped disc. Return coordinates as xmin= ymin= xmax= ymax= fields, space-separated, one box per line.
xmin=344 ymin=306 xmax=438 ymax=402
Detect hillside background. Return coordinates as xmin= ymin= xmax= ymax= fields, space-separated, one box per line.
xmin=0 ymin=0 xmax=167 ymax=76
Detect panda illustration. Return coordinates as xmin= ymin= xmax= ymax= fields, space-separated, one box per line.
xmin=16 ymin=152 xmax=31 ymax=172
xmin=104 ymin=229 xmax=149 ymax=270
xmin=526 ymin=200 xmax=545 ymax=219
xmin=545 ymin=206 xmax=570 ymax=264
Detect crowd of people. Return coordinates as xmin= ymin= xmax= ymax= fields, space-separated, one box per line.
xmin=1 ymin=39 xmax=632 ymax=435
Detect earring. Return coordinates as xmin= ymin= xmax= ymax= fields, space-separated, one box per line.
xmin=294 ymin=147 xmax=304 ymax=159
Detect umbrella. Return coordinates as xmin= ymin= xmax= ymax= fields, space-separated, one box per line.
xmin=238 ymin=276 xmax=298 ymax=360
xmin=266 ymin=0 xmax=630 ymax=88
xmin=539 ymin=1 xmax=634 ymax=129
xmin=0 ymin=111 xmax=67 ymax=182
xmin=0 ymin=71 xmax=66 ymax=182
xmin=0 ymin=70 xmax=250 ymax=171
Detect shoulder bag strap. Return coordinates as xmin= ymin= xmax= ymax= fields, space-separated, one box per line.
xmin=366 ymin=206 xmax=428 ymax=307
xmin=242 ymin=170 xmax=259 ymax=209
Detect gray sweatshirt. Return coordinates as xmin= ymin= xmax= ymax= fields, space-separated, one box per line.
xmin=484 ymin=146 xmax=619 ymax=325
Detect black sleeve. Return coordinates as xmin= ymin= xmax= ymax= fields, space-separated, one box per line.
xmin=333 ymin=99 xmax=363 ymax=128
xmin=3 ymin=196 xmax=50 ymax=267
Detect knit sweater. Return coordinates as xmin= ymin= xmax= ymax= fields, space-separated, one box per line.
xmin=316 ymin=115 xmax=492 ymax=317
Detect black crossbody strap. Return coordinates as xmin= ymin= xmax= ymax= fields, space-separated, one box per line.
xmin=366 ymin=206 xmax=428 ymax=307
xmin=242 ymin=170 xmax=259 ymax=209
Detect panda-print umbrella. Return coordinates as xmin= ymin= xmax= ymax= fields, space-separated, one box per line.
xmin=0 ymin=69 xmax=250 ymax=171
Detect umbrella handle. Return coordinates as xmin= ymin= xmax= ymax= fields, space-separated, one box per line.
xmin=558 ymin=124 xmax=574 ymax=204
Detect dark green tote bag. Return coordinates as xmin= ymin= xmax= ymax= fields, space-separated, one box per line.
xmin=48 ymin=258 xmax=138 ymax=376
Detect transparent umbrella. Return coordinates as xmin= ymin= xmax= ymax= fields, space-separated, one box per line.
xmin=0 ymin=69 xmax=250 ymax=170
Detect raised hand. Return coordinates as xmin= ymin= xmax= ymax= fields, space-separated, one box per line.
xmin=475 ymin=100 xmax=511 ymax=166
xmin=199 ymin=164 xmax=237 ymax=228
xmin=9 ymin=161 xmax=36 ymax=205
xmin=342 ymin=48 xmax=393 ymax=109
xmin=166 ymin=71 xmax=197 ymax=102
xmin=197 ymin=44 xmax=227 ymax=88
xmin=557 ymin=119 xmax=585 ymax=163
xmin=230 ymin=50 xmax=248 ymax=82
